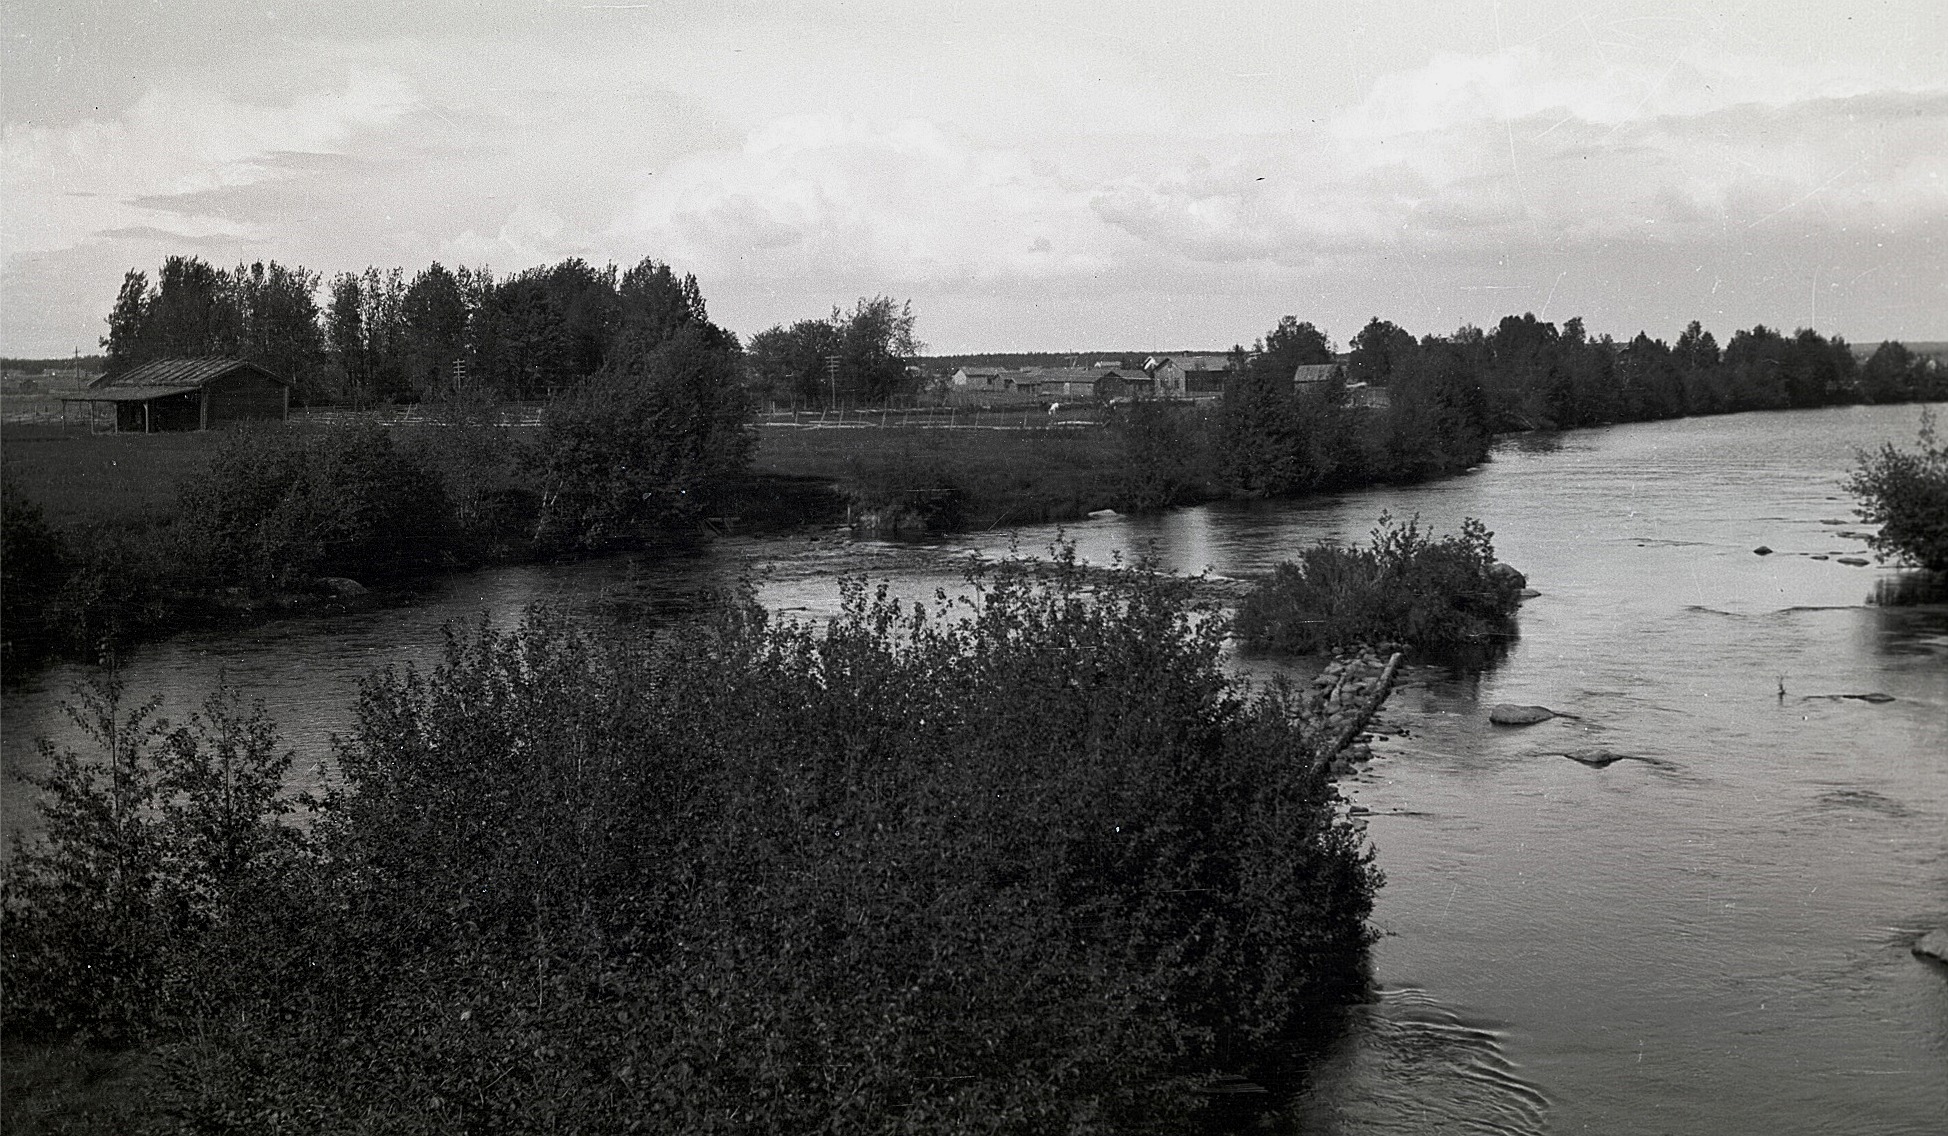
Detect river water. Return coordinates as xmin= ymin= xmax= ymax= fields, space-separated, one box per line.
xmin=5 ymin=403 xmax=1945 ymax=1132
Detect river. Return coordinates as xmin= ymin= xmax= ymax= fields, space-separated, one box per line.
xmin=5 ymin=403 xmax=1945 ymax=1132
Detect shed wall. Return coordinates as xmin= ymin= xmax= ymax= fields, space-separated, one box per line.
xmin=205 ymin=371 xmax=288 ymax=424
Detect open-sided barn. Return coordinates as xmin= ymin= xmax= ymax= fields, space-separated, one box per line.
xmin=66 ymin=357 xmax=289 ymax=432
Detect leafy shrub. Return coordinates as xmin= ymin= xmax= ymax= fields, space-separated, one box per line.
xmin=175 ymin=422 xmax=455 ymax=590
xmin=1236 ymin=513 xmax=1523 ymax=656
xmin=530 ymin=325 xmax=753 ymax=551
xmin=12 ymin=552 xmax=1380 ymax=1132
xmin=2 ymin=476 xmax=72 ymax=666
xmin=1847 ymin=409 xmax=1948 ymax=571
xmin=1112 ymin=400 xmax=1212 ymax=510
xmin=2 ymin=681 xmax=300 ymax=1044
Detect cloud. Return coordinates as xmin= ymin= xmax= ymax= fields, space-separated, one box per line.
xmin=2 ymin=73 xmax=420 ymax=259
xmin=613 ymin=116 xmax=1119 ymax=289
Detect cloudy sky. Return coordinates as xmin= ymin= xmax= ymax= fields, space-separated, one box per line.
xmin=3 ymin=0 xmax=1943 ymax=356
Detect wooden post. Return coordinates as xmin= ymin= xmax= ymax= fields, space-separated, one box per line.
xmin=143 ymin=400 xmax=151 ymax=433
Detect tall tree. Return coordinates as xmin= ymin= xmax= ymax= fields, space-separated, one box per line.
xmin=1346 ymin=317 xmax=1417 ymax=388
xmin=401 ymin=263 xmax=470 ymax=399
xmin=101 ymin=270 xmax=152 ymax=375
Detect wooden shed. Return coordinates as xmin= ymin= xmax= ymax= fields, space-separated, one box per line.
xmin=67 ymin=358 xmax=289 ymax=432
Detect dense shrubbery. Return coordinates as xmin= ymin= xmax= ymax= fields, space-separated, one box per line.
xmin=3 ymin=555 xmax=1381 ymax=1133
xmin=1847 ymin=410 xmax=1948 ymax=572
xmin=1236 ymin=514 xmax=1524 ymax=657
xmin=2 ymin=477 xmax=70 ymax=667
xmin=177 ymin=422 xmax=456 ymax=590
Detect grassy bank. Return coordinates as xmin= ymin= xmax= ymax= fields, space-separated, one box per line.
xmin=752 ymin=409 xmax=1221 ymax=532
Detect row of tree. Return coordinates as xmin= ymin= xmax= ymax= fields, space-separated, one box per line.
xmin=104 ymin=255 xmax=741 ymax=406
xmin=1213 ymin=312 xmax=1942 ymax=499
xmin=1335 ymin=313 xmax=1941 ymax=429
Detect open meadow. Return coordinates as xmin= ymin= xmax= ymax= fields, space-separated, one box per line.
xmin=1 ymin=425 xmax=217 ymax=527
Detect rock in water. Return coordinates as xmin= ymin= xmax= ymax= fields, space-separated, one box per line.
xmin=1753 ymin=545 xmax=1773 ymax=555
xmin=1837 ymin=557 xmax=1869 ymax=566
xmin=1490 ymin=704 xmax=1558 ymax=726
xmin=1915 ymin=929 xmax=1948 ymax=966
xmin=1841 ymin=692 xmax=1896 ymax=704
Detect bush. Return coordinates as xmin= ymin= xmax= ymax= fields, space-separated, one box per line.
xmin=1847 ymin=409 xmax=1948 ymax=571
xmin=530 ymin=325 xmax=752 ymax=551
xmin=2 ymin=476 xmax=72 ymax=666
xmin=2 ymin=681 xmax=300 ymax=1044
xmin=1236 ymin=513 xmax=1523 ymax=656
xmin=10 ymin=553 xmax=1382 ymax=1132
xmin=176 ymin=423 xmax=455 ymax=590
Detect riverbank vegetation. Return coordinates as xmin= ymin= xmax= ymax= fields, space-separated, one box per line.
xmin=1236 ymin=515 xmax=1524 ymax=658
xmin=3 ymin=557 xmax=1381 ymax=1133
xmin=1847 ymin=410 xmax=1948 ymax=572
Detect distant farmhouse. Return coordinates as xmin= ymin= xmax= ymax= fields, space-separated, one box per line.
xmin=1146 ymin=355 xmax=1233 ymax=398
xmin=66 ymin=357 xmax=289 ymax=432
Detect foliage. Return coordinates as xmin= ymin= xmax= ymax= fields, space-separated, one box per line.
xmin=1237 ymin=514 xmax=1523 ymax=656
xmin=3 ymin=560 xmax=1381 ymax=1132
xmin=2 ymin=475 xmax=72 ymax=666
xmin=1 ymin=679 xmax=299 ymax=1044
xmin=530 ymin=325 xmax=753 ymax=550
xmin=175 ymin=423 xmax=455 ymax=591
xmin=1846 ymin=409 xmax=1948 ymax=571
xmin=748 ymin=295 xmax=922 ymax=406
xmin=1113 ymin=399 xmax=1211 ymax=510
xmin=104 ymin=256 xmax=328 ymax=402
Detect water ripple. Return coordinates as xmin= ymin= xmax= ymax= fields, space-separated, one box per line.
xmin=1289 ymin=986 xmax=1550 ymax=1135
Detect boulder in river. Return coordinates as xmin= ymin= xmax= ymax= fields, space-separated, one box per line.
xmin=1490 ymin=704 xmax=1558 ymax=726
xmin=1561 ymin=749 xmax=1628 ymax=768
xmin=1490 ymin=561 xmax=1528 ymax=590
xmin=1837 ymin=557 xmax=1869 ymax=567
xmin=1753 ymin=546 xmax=1773 ymax=556
xmin=1915 ymin=929 xmax=1948 ymax=966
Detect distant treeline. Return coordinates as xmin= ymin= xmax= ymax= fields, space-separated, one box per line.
xmin=1 ymin=355 xmax=105 ymax=375
xmin=99 ymin=256 xmax=914 ymax=408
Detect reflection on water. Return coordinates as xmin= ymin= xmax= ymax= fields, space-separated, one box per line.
xmin=4 ymin=403 xmax=1945 ymax=1132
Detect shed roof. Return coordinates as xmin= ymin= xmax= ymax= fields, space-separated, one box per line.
xmin=1292 ymin=363 xmax=1343 ymax=385
xmin=68 ymin=384 xmax=203 ymax=403
xmin=90 ymin=357 xmax=286 ymax=392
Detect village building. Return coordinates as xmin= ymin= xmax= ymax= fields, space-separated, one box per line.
xmin=1291 ymin=362 xmax=1346 ymax=391
xmin=65 ymin=357 xmax=289 ymax=432
xmin=1144 ymin=354 xmax=1233 ymax=398
xmin=1093 ymin=368 xmax=1155 ymax=401
xmin=1016 ymin=367 xmax=1100 ymax=399
xmin=951 ymin=366 xmax=1007 ymax=390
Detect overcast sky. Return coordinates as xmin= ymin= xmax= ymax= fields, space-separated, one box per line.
xmin=3 ymin=0 xmax=1943 ymax=357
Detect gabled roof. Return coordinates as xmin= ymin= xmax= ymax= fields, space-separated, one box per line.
xmin=1292 ymin=363 xmax=1344 ymax=385
xmin=1174 ymin=355 xmax=1234 ymax=373
xmin=91 ymin=357 xmax=286 ymax=391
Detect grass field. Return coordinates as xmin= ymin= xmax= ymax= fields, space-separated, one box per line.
xmin=752 ymin=424 xmax=1133 ymax=529
xmin=2 ymin=424 xmax=218 ymax=527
